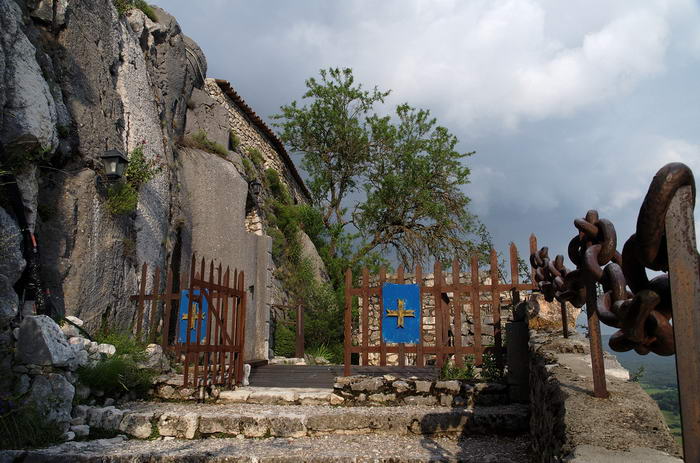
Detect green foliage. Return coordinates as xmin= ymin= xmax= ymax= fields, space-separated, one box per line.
xmin=480 ymin=353 xmax=504 ymax=383
xmin=248 ymin=147 xmax=265 ymax=168
xmin=273 ymin=322 xmax=295 ymax=358
xmin=94 ymin=331 xmax=148 ymax=360
xmin=630 ymin=365 xmax=646 ymax=383
xmin=106 ymin=182 xmax=138 ymax=215
xmin=113 ymin=0 xmax=158 ymax=22
xmin=182 ymin=130 xmax=228 ymax=158
xmin=229 ymin=130 xmax=241 ymax=151
xmin=265 ymin=168 xmax=292 ymax=204
xmin=242 ymin=158 xmax=255 ymax=179
xmin=440 ymin=359 xmax=475 ymax=381
xmin=0 ymin=141 xmax=52 ymax=175
xmin=77 ymin=331 xmax=156 ymax=398
xmin=125 ymin=143 xmax=161 ymax=188
xmin=273 ymin=67 xmax=479 ymax=268
xmin=0 ymin=403 xmax=63 ymax=450
xmin=77 ymin=357 xmax=155 ymax=398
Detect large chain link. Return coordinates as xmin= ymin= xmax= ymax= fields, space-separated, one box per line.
xmin=531 ymin=163 xmax=695 ymax=356
xmin=606 ymin=163 xmax=695 ymax=355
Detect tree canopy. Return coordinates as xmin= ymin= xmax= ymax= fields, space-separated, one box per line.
xmin=272 ymin=67 xmax=480 ymax=269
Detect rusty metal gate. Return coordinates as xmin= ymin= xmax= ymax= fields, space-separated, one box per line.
xmin=131 ymin=254 xmax=247 ymax=387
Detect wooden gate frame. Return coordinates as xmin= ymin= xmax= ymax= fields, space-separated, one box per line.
xmin=131 ymin=254 xmax=247 ymax=387
xmin=343 ymin=241 xmax=536 ymax=376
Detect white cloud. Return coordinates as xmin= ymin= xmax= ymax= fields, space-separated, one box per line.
xmin=271 ymin=0 xmax=695 ymax=132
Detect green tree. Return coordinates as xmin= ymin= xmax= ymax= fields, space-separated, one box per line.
xmin=273 ymin=67 xmax=479 ymax=268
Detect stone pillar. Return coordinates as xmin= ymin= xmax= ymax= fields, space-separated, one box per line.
xmin=506 ymin=319 xmax=530 ymax=403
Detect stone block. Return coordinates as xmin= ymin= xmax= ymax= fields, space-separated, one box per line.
xmin=435 ymin=380 xmax=461 ymax=393
xmin=268 ymin=414 xmax=306 ymax=437
xmin=218 ymin=389 xmax=251 ymax=403
xmin=329 ymin=393 xmax=345 ymax=405
xmin=350 ymin=377 xmax=384 ymax=392
xmin=369 ymin=393 xmax=396 ymax=403
xmin=16 ymin=316 xmax=76 ymax=367
xmin=102 ymin=408 xmax=124 ymax=431
xmin=118 ymin=412 xmax=155 ymax=439
xmin=392 ymin=380 xmax=410 ymax=393
xmin=440 ymin=394 xmax=454 ymax=407
xmin=70 ymin=424 xmax=90 ymax=438
xmin=158 ymin=412 xmax=199 ymax=439
xmin=403 ymin=395 xmax=437 ymax=406
xmin=248 ymin=390 xmax=298 ymax=404
xmin=415 ymin=381 xmax=433 ymax=393
xmin=298 ymin=391 xmax=331 ymax=405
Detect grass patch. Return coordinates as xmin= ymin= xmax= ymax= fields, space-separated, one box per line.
xmin=248 ymin=147 xmax=264 ymax=167
xmin=0 ymin=403 xmax=63 ymax=450
xmin=113 ymin=0 xmax=158 ymax=22
xmin=440 ymin=361 xmax=475 ymax=381
xmin=229 ymin=131 xmax=240 ymax=151
xmin=77 ymin=331 xmax=156 ymax=399
xmin=181 ymin=130 xmax=228 ymax=158
xmin=106 ymin=182 xmax=138 ymax=215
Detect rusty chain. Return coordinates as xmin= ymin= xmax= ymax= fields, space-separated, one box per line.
xmin=530 ymin=163 xmax=695 ymax=356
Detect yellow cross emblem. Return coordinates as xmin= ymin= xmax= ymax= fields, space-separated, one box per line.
xmin=182 ymin=302 xmax=205 ymax=331
xmin=386 ymin=298 xmax=415 ymax=328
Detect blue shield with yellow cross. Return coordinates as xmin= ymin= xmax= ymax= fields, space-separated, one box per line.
xmin=177 ymin=289 xmax=208 ymax=343
xmin=382 ymin=283 xmax=421 ymax=344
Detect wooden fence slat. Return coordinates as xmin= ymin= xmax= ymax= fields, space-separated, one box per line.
xmin=379 ymin=266 xmax=387 ymax=366
xmin=397 ymin=266 xmax=405 ymax=367
xmin=135 ymin=263 xmax=148 ymax=339
xmin=490 ymin=249 xmax=503 ymax=369
xmin=529 ymin=234 xmax=538 ymax=287
xmin=161 ymin=269 xmax=173 ymax=352
xmin=149 ymin=267 xmax=161 ymax=343
xmin=219 ymin=267 xmax=230 ymax=384
xmin=415 ymin=265 xmax=424 ymax=367
xmin=344 ymin=269 xmax=352 ymax=376
xmin=362 ymin=267 xmax=369 ymax=366
xmin=470 ymin=254 xmax=483 ymax=366
xmin=452 ymin=259 xmax=464 ymax=368
xmin=235 ymin=270 xmax=246 ymax=386
xmin=434 ymin=261 xmax=444 ymax=368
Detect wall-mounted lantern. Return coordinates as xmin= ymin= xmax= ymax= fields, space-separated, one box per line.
xmin=100 ymin=149 xmax=129 ymax=181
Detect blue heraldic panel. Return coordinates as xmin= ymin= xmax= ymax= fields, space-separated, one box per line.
xmin=177 ymin=289 xmax=208 ymax=343
xmin=382 ymin=283 xmax=421 ymax=344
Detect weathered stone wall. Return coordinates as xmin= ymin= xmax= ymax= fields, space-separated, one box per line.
xmin=528 ymin=330 xmax=681 ymax=462
xmin=178 ymin=147 xmax=272 ymax=361
xmin=203 ymin=79 xmax=308 ymax=204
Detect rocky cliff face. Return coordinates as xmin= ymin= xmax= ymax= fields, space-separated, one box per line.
xmin=1 ymin=0 xmax=206 ymax=331
xmin=1 ymin=0 xmax=326 ymax=365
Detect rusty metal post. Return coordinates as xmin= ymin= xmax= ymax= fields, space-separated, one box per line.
xmin=585 ymin=280 xmax=609 ymax=398
xmin=560 ymin=301 xmax=569 ymax=338
xmin=665 ymin=185 xmax=700 ymax=462
xmin=295 ymin=305 xmax=304 ymax=359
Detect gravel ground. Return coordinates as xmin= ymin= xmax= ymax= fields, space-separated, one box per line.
xmin=1 ymin=434 xmax=530 ymax=462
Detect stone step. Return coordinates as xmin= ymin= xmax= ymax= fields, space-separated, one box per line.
xmin=88 ymin=402 xmax=529 ymax=440
xmin=1 ymin=433 xmax=529 ymax=462
xmin=218 ymin=387 xmax=343 ymax=405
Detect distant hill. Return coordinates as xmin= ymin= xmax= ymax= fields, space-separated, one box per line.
xmin=602 ymin=335 xmax=677 ymax=389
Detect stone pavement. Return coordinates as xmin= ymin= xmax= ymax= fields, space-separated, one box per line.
xmin=0 ymin=433 xmax=530 ymax=462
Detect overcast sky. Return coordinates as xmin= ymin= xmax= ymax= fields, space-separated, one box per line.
xmin=154 ymin=0 xmax=700 ymax=272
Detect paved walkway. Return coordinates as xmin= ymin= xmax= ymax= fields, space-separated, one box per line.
xmin=1 ymin=433 xmax=530 ymax=462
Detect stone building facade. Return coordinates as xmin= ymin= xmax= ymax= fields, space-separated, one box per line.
xmin=204 ymin=78 xmax=311 ymax=205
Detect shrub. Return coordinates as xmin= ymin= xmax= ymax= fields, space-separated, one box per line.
xmin=106 ymin=182 xmax=138 ymax=215
xmin=248 ymin=147 xmax=264 ymax=167
xmin=440 ymin=360 xmax=475 ymax=381
xmin=181 ymin=130 xmax=228 ymax=158
xmin=273 ymin=322 xmax=295 ymax=358
xmin=0 ymin=402 xmax=63 ymax=450
xmin=125 ymin=143 xmax=161 ymax=188
xmin=77 ymin=357 xmax=156 ymax=398
xmin=480 ymin=353 xmax=504 ymax=383
xmin=94 ymin=331 xmax=148 ymax=360
xmin=229 ymin=130 xmax=241 ymax=151
xmin=113 ymin=0 xmax=158 ymax=22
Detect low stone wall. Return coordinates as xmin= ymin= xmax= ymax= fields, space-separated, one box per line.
xmin=334 ymin=374 xmax=508 ymax=407
xmin=528 ymin=330 xmax=682 ymax=462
